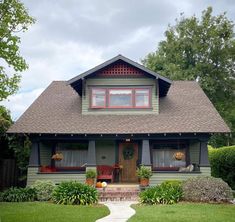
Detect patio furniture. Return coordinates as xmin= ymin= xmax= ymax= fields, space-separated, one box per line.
xmin=97 ymin=165 xmax=114 ymax=183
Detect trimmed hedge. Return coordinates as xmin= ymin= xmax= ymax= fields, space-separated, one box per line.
xmin=209 ymin=145 xmax=235 ymax=190
xmin=31 ymin=180 xmax=55 ymax=201
xmin=182 ymin=176 xmax=233 ymax=202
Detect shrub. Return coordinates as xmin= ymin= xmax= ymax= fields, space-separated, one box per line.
xmin=139 ymin=181 xmax=183 ymax=205
xmin=182 ymin=176 xmax=233 ymax=202
xmin=52 ymin=181 xmax=98 ymax=205
xmin=0 ymin=187 xmax=36 ymax=202
xmin=161 ymin=180 xmax=182 ymax=187
xmin=136 ymin=165 xmax=152 ymax=179
xmin=209 ymin=145 xmax=235 ymax=190
xmin=31 ymin=180 xmax=55 ymax=201
xmin=86 ymin=169 xmax=97 ymax=179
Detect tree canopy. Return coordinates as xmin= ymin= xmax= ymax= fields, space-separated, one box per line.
xmin=143 ymin=7 xmax=235 ymax=147
xmin=0 ymin=0 xmax=35 ymax=101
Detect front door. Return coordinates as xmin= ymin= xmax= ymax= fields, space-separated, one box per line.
xmin=119 ymin=142 xmax=138 ymax=182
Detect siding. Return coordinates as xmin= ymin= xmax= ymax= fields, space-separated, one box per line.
xmin=82 ymin=78 xmax=159 ymax=114
xmin=189 ymin=140 xmax=200 ymax=165
xmin=27 ymin=167 xmax=85 ymax=186
xmin=96 ymin=140 xmax=116 ymax=165
xmin=40 ymin=142 xmax=52 ymax=166
xmin=150 ymin=167 xmax=211 ymax=186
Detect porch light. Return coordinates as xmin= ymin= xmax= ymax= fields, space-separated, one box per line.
xmin=125 ymin=138 xmax=131 ymax=142
xmin=174 ymin=152 xmax=185 ymax=161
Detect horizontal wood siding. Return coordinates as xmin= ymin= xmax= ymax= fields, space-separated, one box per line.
xmin=189 ymin=140 xmax=200 ymax=165
xmin=27 ymin=167 xmax=85 ymax=186
xmin=200 ymin=166 xmax=211 ymax=176
xmin=150 ymin=167 xmax=211 ymax=186
xmin=82 ymin=78 xmax=158 ymax=114
xmin=150 ymin=172 xmax=202 ymax=185
xmin=96 ymin=140 xmax=115 ymax=165
xmin=40 ymin=142 xmax=52 ymax=166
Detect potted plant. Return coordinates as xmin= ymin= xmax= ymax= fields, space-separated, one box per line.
xmin=85 ymin=169 xmax=97 ymax=186
xmin=136 ymin=165 xmax=152 ymax=187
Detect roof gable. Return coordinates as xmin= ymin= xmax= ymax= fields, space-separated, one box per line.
xmin=68 ymin=55 xmax=172 ymax=97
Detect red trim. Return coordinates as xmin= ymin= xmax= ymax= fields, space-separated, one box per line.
xmin=91 ymin=87 xmax=151 ymax=109
xmin=91 ymin=88 xmax=106 ymax=108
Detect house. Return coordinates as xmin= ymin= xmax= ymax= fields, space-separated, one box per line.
xmin=7 ymin=55 xmax=230 ymax=186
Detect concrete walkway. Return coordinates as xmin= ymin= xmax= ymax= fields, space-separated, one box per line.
xmin=96 ymin=201 xmax=137 ymax=222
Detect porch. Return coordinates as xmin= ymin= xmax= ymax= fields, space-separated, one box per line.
xmin=26 ymin=134 xmax=211 ymax=186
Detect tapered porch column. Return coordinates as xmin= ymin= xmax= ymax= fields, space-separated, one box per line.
xmin=141 ymin=140 xmax=151 ymax=166
xmin=199 ymin=139 xmax=210 ymax=166
xmin=27 ymin=141 xmax=40 ymax=186
xmin=29 ymin=141 xmax=40 ymax=167
xmin=199 ymin=138 xmax=211 ymax=176
xmin=87 ymin=140 xmax=96 ymax=167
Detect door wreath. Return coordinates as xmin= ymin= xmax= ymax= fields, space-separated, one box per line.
xmin=123 ymin=146 xmax=134 ymax=160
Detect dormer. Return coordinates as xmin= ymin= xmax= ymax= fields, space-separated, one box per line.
xmin=68 ymin=55 xmax=172 ymax=115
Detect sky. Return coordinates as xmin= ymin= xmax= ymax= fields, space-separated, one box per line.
xmin=1 ymin=0 xmax=235 ymax=120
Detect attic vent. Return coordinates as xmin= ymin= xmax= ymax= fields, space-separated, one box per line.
xmin=96 ymin=62 xmax=145 ymax=77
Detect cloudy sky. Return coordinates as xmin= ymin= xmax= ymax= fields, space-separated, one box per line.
xmin=1 ymin=0 xmax=235 ymax=120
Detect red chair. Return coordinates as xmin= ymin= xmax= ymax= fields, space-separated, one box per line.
xmin=97 ymin=165 xmax=114 ymax=183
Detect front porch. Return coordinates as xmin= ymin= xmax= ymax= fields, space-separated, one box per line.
xmin=26 ymin=134 xmax=211 ymax=186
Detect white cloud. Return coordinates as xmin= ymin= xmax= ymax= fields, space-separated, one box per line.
xmin=1 ymin=0 xmax=234 ymax=119
xmin=1 ymin=88 xmax=45 ymax=121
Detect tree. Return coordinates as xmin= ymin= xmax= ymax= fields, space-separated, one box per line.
xmin=0 ymin=0 xmax=35 ymax=101
xmin=143 ymin=7 xmax=235 ymax=147
xmin=0 ymin=106 xmax=31 ymax=186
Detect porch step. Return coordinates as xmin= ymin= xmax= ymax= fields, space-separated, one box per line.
xmin=97 ymin=185 xmax=140 ymax=201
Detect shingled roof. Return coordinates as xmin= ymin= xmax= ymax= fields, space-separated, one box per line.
xmin=8 ymin=81 xmax=230 ymax=134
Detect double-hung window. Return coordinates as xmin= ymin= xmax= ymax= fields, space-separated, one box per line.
xmin=91 ymin=87 xmax=151 ymax=108
xmin=91 ymin=89 xmax=106 ymax=108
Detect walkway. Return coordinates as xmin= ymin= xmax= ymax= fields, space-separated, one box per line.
xmin=96 ymin=201 xmax=137 ymax=222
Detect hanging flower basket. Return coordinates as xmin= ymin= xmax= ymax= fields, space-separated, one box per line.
xmin=51 ymin=153 xmax=63 ymax=161
xmin=174 ymin=152 xmax=185 ymax=161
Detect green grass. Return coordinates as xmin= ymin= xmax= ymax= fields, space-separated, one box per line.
xmin=128 ymin=203 xmax=235 ymax=222
xmin=0 ymin=202 xmax=109 ymax=222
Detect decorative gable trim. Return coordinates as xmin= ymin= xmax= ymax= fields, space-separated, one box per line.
xmin=94 ymin=61 xmax=147 ymax=78
xmin=68 ymin=55 xmax=172 ymax=97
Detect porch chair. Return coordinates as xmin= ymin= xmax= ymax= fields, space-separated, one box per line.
xmin=97 ymin=165 xmax=114 ymax=183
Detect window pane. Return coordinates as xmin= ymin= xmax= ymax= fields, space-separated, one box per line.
xmin=56 ymin=143 xmax=88 ymax=167
xmin=109 ymin=89 xmax=132 ymax=107
xmin=152 ymin=148 xmax=186 ymax=168
xmin=135 ymin=89 xmax=149 ymax=107
xmin=92 ymin=89 xmax=105 ymax=107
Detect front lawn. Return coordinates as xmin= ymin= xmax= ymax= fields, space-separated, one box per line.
xmin=128 ymin=203 xmax=235 ymax=222
xmin=0 ymin=202 xmax=109 ymax=222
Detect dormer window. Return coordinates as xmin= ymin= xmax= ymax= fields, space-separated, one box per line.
xmin=109 ymin=89 xmax=132 ymax=108
xmin=91 ymin=87 xmax=151 ymax=109
xmin=91 ymin=89 xmax=106 ymax=108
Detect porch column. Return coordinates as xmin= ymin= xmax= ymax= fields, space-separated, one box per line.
xmin=87 ymin=140 xmax=96 ymax=167
xmin=199 ymin=139 xmax=210 ymax=166
xmin=141 ymin=140 xmax=151 ymax=166
xmin=29 ymin=141 xmax=40 ymax=167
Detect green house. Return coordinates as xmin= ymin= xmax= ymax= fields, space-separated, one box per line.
xmin=8 ymin=55 xmax=230 ymax=186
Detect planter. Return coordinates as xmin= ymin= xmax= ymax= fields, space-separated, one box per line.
xmin=40 ymin=166 xmax=56 ymax=173
xmin=86 ymin=178 xmax=94 ymax=186
xmin=140 ymin=178 xmax=149 ymax=187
